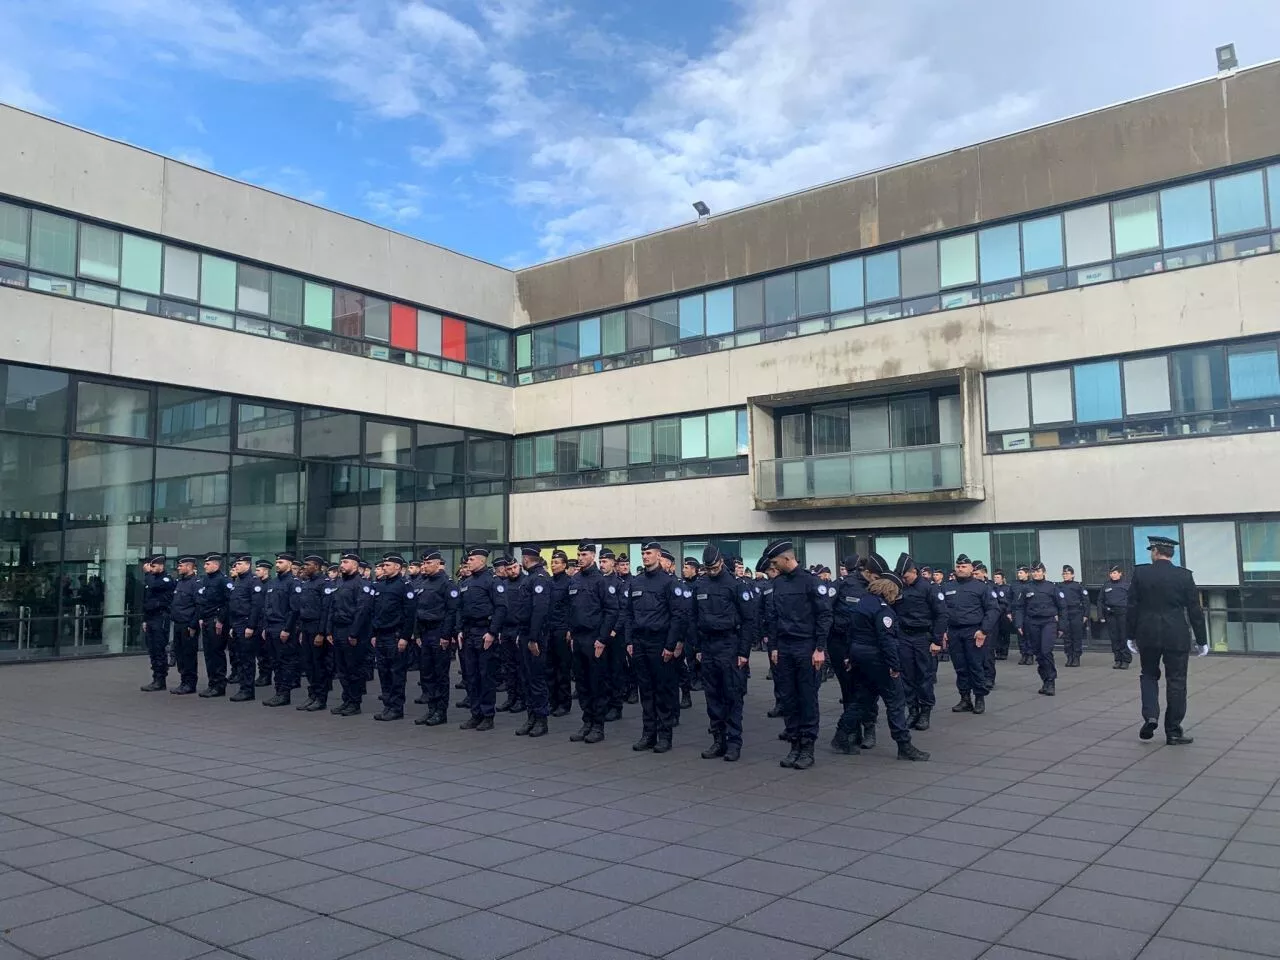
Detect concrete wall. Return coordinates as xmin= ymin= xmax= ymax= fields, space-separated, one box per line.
xmin=1 ymin=290 xmax=513 ymax=433
xmin=0 ymin=106 xmax=518 ymax=329
xmin=515 ymin=61 xmax=1280 ymax=324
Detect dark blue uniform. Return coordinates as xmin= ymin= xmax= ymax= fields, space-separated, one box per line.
xmin=456 ymin=567 xmax=508 ymax=721
xmin=371 ymin=574 xmax=415 ymax=716
xmin=765 ymin=567 xmax=831 ymax=745
xmin=941 ymin=576 xmax=1000 ymax=701
xmin=413 ymin=570 xmax=456 ymax=717
xmin=546 ymin=569 xmax=574 ymax=714
xmin=622 ymin=565 xmax=684 ymax=742
xmin=840 ymin=594 xmax=912 ymax=745
xmin=1059 ymin=580 xmax=1089 ymax=663
xmin=981 ymin=578 xmax=1007 ymax=688
xmin=196 ymin=568 xmax=231 ymax=694
xmin=262 ymin=572 xmax=301 ymax=700
xmin=169 ymin=572 xmax=201 ymax=691
xmin=566 ymin=563 xmax=619 ymax=731
xmin=228 ymin=573 xmax=265 ymax=699
xmin=603 ymin=571 xmax=628 ymax=716
xmin=689 ymin=569 xmax=755 ymax=748
xmin=1014 ymin=579 xmax=1066 ymax=686
xmin=497 ymin=571 xmax=524 ymax=710
xmin=513 ymin=562 xmax=553 ymax=721
xmin=896 ymin=575 xmax=946 ymax=719
xmin=295 ymin=574 xmax=331 ymax=707
xmin=142 ymin=570 xmax=175 ymax=686
xmin=1100 ymin=577 xmax=1131 ymax=666
xmin=994 ymin=581 xmax=1016 ymax=661
xmin=325 ymin=572 xmax=372 ymax=712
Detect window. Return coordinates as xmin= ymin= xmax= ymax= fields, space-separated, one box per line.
xmin=512 ymin=437 xmax=533 ymax=477
xmin=1161 ymin=182 xmax=1214 ymax=249
xmin=441 ymin=317 xmax=466 ymax=361
xmin=1080 ymin=524 xmax=1130 ymax=585
xmin=531 ymin=326 xmax=555 ymax=368
xmin=1111 ymin=194 xmax=1161 ymax=256
xmin=764 ymin=273 xmax=796 ymax=325
xmin=991 ymin=529 xmax=1037 ymax=577
xmin=29 ymin=211 xmax=76 ymax=275
xmin=650 ymin=300 xmax=678 ymax=346
xmin=160 ymin=246 xmax=197 ymax=300
xmin=864 ymin=251 xmax=899 ymax=303
xmin=515 ymin=332 xmax=532 ymax=369
xmin=418 ymin=310 xmax=442 ymax=355
xmin=626 ymin=308 xmax=651 ymax=349
xmin=1133 ymin=525 xmax=1181 ymax=566
xmin=75 ymin=381 xmax=150 ymax=439
xmin=533 ymin=435 xmax=554 ymax=474
xmin=390 ymin=303 xmax=416 ymax=351
xmin=333 ymin=289 xmax=363 ymax=338
xmin=1182 ymin=521 xmax=1240 ymax=586
xmin=579 ymin=316 xmax=601 ymax=357
xmin=889 ymin=394 xmax=935 ymax=447
xmin=986 ymin=373 xmax=1030 ymax=432
xmin=1269 ymin=165 xmax=1280 ymax=230
xmin=303 ymin=282 xmax=333 ymax=330
xmin=363 ymin=298 xmax=390 ymax=342
xmin=602 ymin=425 xmax=627 ymax=468
xmin=734 ymin=280 xmax=764 ymax=329
xmin=467 ymin=436 xmax=507 ymax=478
xmin=1122 ymin=356 xmax=1171 ymax=414
xmin=681 ymin=415 xmax=707 ymax=459
xmin=707 ymin=410 xmax=737 ymax=459
xmin=1073 ymin=361 xmax=1123 ymax=422
xmin=736 ymin=410 xmax=749 ymax=455
xmin=268 ymin=273 xmax=302 ymax=326
xmin=236 ymin=403 xmax=295 ymax=455
xmin=653 ymin=418 xmax=679 ymax=463
xmin=810 ymin=404 xmax=850 ymax=455
xmin=939 ymin=234 xmax=977 ymax=288
xmin=1228 ymin=346 xmax=1280 ymax=401
xmin=1241 ymin=521 xmax=1280 ymax=581
xmin=627 ymin=421 xmax=652 ymax=464
xmin=849 ymin=401 xmax=890 ymax=451
xmin=0 ymin=363 xmax=68 ymax=434
xmin=704 ymin=288 xmax=733 ymax=336
xmin=1214 ymin=170 xmax=1268 ymax=236
xmin=829 ymin=258 xmax=863 ymax=310
xmin=364 ymin=420 xmax=413 ymax=466
xmin=553 ymin=321 xmax=578 ymax=364
xmin=300 ymin=409 xmax=361 ymax=460
xmin=157 ymin=387 xmax=231 ymax=451
xmin=780 ymin=413 xmax=805 ymax=458
xmin=1065 ymin=203 xmax=1112 ymax=265
xmin=555 ymin=432 xmax=580 ymax=474
xmin=199 ymin=254 xmax=237 ymax=310
xmin=464 ymin=495 xmax=505 ymax=544
xmin=1030 ymin=368 xmax=1073 ymax=424
xmin=602 ymin=312 xmax=625 ymax=354
xmin=579 ymin=428 xmax=601 ymax=469
xmin=77 ymin=224 xmax=120 ymax=283
xmin=118 ymin=234 xmax=161 ymax=295
xmin=979 ymin=224 xmax=1021 ymax=282
xmin=1021 ymin=215 xmax=1063 ymax=273
xmin=1171 ymin=347 xmax=1228 ymax=413
xmin=899 ymin=241 xmax=939 ymax=298
xmin=796 ymin=266 xmax=829 ymax=317
xmin=952 ymin=532 xmax=992 ymax=568
xmin=0 ymin=202 xmax=28 ymax=264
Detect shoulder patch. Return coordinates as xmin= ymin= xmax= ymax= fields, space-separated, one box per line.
xmin=607 ymin=585 xmax=615 ymax=594
xmin=406 ymin=591 xmax=414 ymax=599
xmin=323 ymin=587 xmax=333 ymax=595
xmin=817 ymin=584 xmax=828 ymax=596
xmin=741 ymin=590 xmax=752 ymax=601
xmin=197 ymin=587 xmax=204 ymax=594
xmin=295 ymin=585 xmax=303 ymax=593
xmin=162 ymin=577 xmax=170 ymax=583
xmin=673 ymin=587 xmax=682 ymax=597
xmin=534 ymin=584 xmax=543 ymax=594
xmin=883 ymin=615 xmax=894 ymax=629
xmin=496 ymin=584 xmax=505 ymax=593
xmin=254 ymin=585 xmax=262 ymax=593
xmin=362 ymin=585 xmax=370 ymax=593
xmin=938 ymin=592 xmax=947 ymax=601
xmin=683 ymin=589 xmax=692 ymax=598
xmin=1058 ymin=591 xmax=1065 ymax=598
xmin=226 ymin=581 xmax=234 ymax=589
xmin=449 ymin=589 xmax=459 ymax=598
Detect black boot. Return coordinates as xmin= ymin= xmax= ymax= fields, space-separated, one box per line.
xmin=906 ymin=706 xmax=920 ymax=729
xmin=1166 ymin=733 xmax=1194 ymax=746
xmin=1113 ymin=661 xmax=1125 ymax=669
xmin=414 ymin=692 xmax=429 ymax=704
xmin=198 ymin=686 xmax=224 ymax=698
xmin=230 ymin=689 xmax=254 ymax=702
xmin=952 ymin=694 xmax=973 ymax=713
xmin=140 ymin=679 xmax=166 ymax=692
xmin=723 ymin=743 xmax=741 ymax=762
xmin=831 ymin=729 xmax=859 ymax=755
xmin=653 ymin=733 xmax=672 ymax=754
xmin=859 ymin=723 xmax=877 ymax=749
xmin=767 ymin=702 xmax=784 ymax=719
xmin=583 ymin=724 xmax=604 ymax=743
xmin=475 ymin=716 xmax=494 ymax=731
xmin=897 ymin=742 xmax=930 ymax=762
xmin=913 ymin=709 xmax=931 ymax=731
xmin=255 ymin=673 xmax=272 ymax=687
xmin=528 ymin=717 xmax=548 ymax=738
xmin=459 ymin=715 xmax=481 ymax=730
xmin=603 ymin=706 xmax=622 ymax=722
xmin=551 ymin=703 xmax=571 ymax=718
xmin=780 ymin=740 xmax=801 ymax=768
xmin=330 ymin=702 xmax=348 ymax=714
xmin=498 ymin=695 xmax=517 ymax=713
xmin=973 ymin=696 xmax=986 ymax=715
xmin=337 ymin=702 xmax=360 ymax=716
xmin=633 ymin=733 xmax=657 ymax=751
xmin=509 ymin=698 xmax=526 ymax=714
xmin=680 ymin=690 xmax=693 ymax=709
xmin=304 ymin=698 xmax=327 ymax=712
xmin=792 ymin=739 xmax=815 ymax=770
xmin=625 ymin=689 xmax=638 ymax=705
xmin=456 ymin=697 xmax=471 ymax=709
xmin=1139 ymin=719 xmax=1158 ymax=741
xmin=701 ymin=734 xmax=726 ymax=759
xmin=374 ymin=709 xmax=403 ymax=721
xmin=570 ymin=723 xmax=590 ymax=742
xmin=1039 ymin=682 xmax=1055 ymax=696
xmin=296 ymin=697 xmax=317 ymax=711
xmin=515 ymin=712 xmax=536 ymax=736
xmin=263 ymin=693 xmax=290 ymax=707
xmin=170 ymin=682 xmax=197 ymax=695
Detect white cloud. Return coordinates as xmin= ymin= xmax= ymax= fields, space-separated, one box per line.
xmin=364 ymin=182 xmax=432 ymax=222
xmin=171 ymin=147 xmax=215 ymax=169
xmin=0 ymin=61 xmax=54 ymax=113
xmin=238 ymin=165 xmax=328 ymax=205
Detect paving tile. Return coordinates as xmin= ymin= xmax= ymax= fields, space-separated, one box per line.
xmin=837 ymin=854 xmax=957 ymax=891
xmin=219 ymin=859 xmax=339 ymax=895
xmin=792 ymin=875 xmax=917 ymax=916
xmin=559 ymin=833 xmax=666 ymax=862
xmin=233 ymin=917 xmax=387 ymax=960
xmin=406 ymin=911 xmax=554 ymax=960
xmin=359 ymin=854 xmax=476 ymax=889
xmin=253 ymin=830 xmax=357 ymax=858
xmin=3 ymin=904 xmax=151 ymax=957
xmin=124 ymin=834 xmax=233 ymax=864
xmin=275 ymin=874 xmax=404 ymax=914
xmin=682 ymin=827 xmax=784 ymax=857
xmin=644 ymin=878 xmax=776 ymax=923
xmin=756 ymin=839 xmax=867 ymax=872
xmin=383 ymin=825 xmax=478 ymax=855
xmin=170 ymin=897 xmax=316 ymax=946
xmin=881 ymin=836 xmax=987 ymax=868
xmin=46 ymin=925 xmax=211 ymax=960
xmin=1069 ymin=863 xmax=1195 ymax=904
xmin=999 ymin=833 xmax=1113 ymax=863
xmin=493 ymin=885 xmax=629 ymax=932
xmin=733 ymin=898 xmax=876 ymax=949
xmin=929 ymin=870 xmax=1059 ymax=910
xmin=71 ymin=863 xmax=200 ymax=901
xmin=566 ymin=863 xmax=686 ymax=901
xmin=1001 ymin=913 xmax=1150 ymax=960
xmin=433 ymin=836 xmax=541 ymax=868
xmin=574 ymin=905 xmax=717 ymax=956
xmin=496 ymin=849 xmax=612 ymax=883
xmin=666 ymin=926 xmax=823 ymax=960
xmin=1 ymin=837 xmax=106 ymax=869
xmin=341 ymin=942 xmax=454 ymax=960
xmin=115 ymin=880 xmax=252 ymax=923
xmin=1184 ymin=881 xmax=1280 ymax=922
xmin=1030 ymin=818 xmax=1136 ymax=844
xmin=626 ymin=844 xmax=740 ymax=879
xmin=886 ymin=891 xmax=1025 ymax=940
xmin=702 ymin=858 xmax=824 ymax=896
xmin=0 ymin=869 xmax=52 ymax=899
xmin=1220 ymin=841 xmax=1280 ymax=868
xmin=1136 ymin=936 xmax=1280 ymax=960
xmin=0 ymin=887 xmax=101 ymax=929
xmin=301 ymin=841 xmax=415 ymax=872
xmin=1038 ymin=886 xmax=1174 ymax=933
xmin=1095 ymin=846 xmax=1214 ymax=879
xmin=172 ymin=846 xmax=283 ymax=879
xmin=1201 ymin=859 xmax=1280 ymax=893
xmin=833 ymin=919 xmax=988 ymax=960
xmin=970 ymin=850 xmax=1086 ymax=884
xmin=424 ymin=869 xmax=547 ymax=909
xmin=1122 ymin=827 xmax=1229 ymax=859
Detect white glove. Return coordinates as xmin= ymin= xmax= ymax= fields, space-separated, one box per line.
xmin=1126 ymin=639 xmax=1139 ymax=657
xmin=1194 ymin=644 xmax=1209 ymax=658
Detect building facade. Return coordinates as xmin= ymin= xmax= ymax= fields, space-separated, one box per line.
xmin=2 ymin=62 xmax=1280 ymax=660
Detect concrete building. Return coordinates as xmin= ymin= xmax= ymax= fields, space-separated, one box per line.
xmin=2 ymin=60 xmax=1280 ymax=660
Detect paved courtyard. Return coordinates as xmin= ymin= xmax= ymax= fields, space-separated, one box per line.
xmin=1 ymin=653 xmax=1279 ymax=960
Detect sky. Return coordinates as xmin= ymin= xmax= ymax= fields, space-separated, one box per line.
xmin=1 ymin=0 xmax=1278 ymax=268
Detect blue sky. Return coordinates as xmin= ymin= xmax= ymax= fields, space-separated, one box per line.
xmin=2 ymin=0 xmax=1278 ymax=267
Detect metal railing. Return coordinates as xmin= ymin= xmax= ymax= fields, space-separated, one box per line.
xmin=756 ymin=443 xmax=964 ymax=500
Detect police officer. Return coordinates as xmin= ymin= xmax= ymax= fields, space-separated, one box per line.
xmin=294 ymin=555 xmax=331 ymax=712
xmin=512 ymin=546 xmax=553 ymax=738
xmin=1013 ymin=565 xmax=1034 ymax=664
xmin=829 ymin=556 xmax=872 ymax=747
xmin=546 ymin=550 xmax=574 ymax=717
xmin=456 ymin=548 xmax=508 ymax=731
xmin=567 ymin=542 xmax=619 ymax=744
xmin=139 ymin=555 xmax=175 ymax=692
xmin=196 ymin=553 xmax=231 ymax=698
xmin=941 ymin=554 xmax=999 ymax=714
xmin=993 ymin=569 xmax=1015 ymax=662
xmin=326 ymin=552 xmax=372 ymax=716
xmin=412 ymin=550 xmax=456 ymax=726
xmin=689 ymin=544 xmax=754 ymax=763
xmin=762 ymin=540 xmax=830 ymax=770
xmin=369 ymin=553 xmax=415 ymax=722
xmin=1059 ymin=565 xmax=1089 ymax=667
xmin=893 ymin=554 xmax=946 ymax=732
xmin=1014 ymin=561 xmax=1066 ymax=696
xmin=169 ymin=556 xmax=201 ymax=695
xmin=616 ymin=552 xmax=638 ymax=704
xmin=663 ymin=551 xmax=694 ymax=712
xmin=973 ymin=561 xmax=999 ymax=692
xmin=227 ymin=554 xmax=266 ymax=702
xmin=253 ymin=560 xmax=274 ymax=686
xmin=1128 ymin=535 xmax=1206 ymax=745
xmin=1100 ymin=564 xmax=1132 ymax=669
xmin=597 ymin=548 xmax=627 ymax=722
xmin=261 ymin=553 xmax=301 ymax=707
xmin=681 ymin=556 xmax=702 ymax=694
xmin=624 ymin=541 xmax=685 ymax=753
xmin=495 ymin=556 xmax=526 ymax=715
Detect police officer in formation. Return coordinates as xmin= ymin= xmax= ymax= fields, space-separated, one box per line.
xmin=327 ymin=552 xmax=372 ymax=716
xmin=253 ymin=559 xmax=274 ymax=686
xmin=457 ymin=548 xmax=508 ymax=731
xmin=1100 ymin=563 xmax=1132 ymax=669
xmin=261 ymin=553 xmax=301 ymax=707
xmin=546 ymin=549 xmax=574 ymax=716
xmin=566 ymin=542 xmax=618 ymax=743
xmin=623 ymin=541 xmax=685 ymax=753
xmin=496 ymin=556 xmax=526 ymax=715
xmin=510 ymin=546 xmax=552 ymax=737
xmin=295 ymin=555 xmax=330 ymax=712
xmin=168 ymin=556 xmax=201 ymax=695
xmin=139 ymin=555 xmax=175 ymax=692
xmin=412 ymin=550 xmax=456 ymax=726
xmin=941 ymin=553 xmax=999 ymax=715
xmin=689 ymin=544 xmax=754 ymax=763
xmin=1058 ymin=564 xmax=1089 ymax=667
xmin=1014 ymin=561 xmax=1066 ymax=696
xmin=196 ymin=552 xmax=231 ymax=698
xmin=826 ymin=555 xmax=865 ymax=740
xmin=892 ymin=554 xmax=946 ymax=732
xmin=1012 ymin=565 xmax=1034 ymax=663
xmin=368 ymin=553 xmax=416 ymax=722
xmin=226 ymin=554 xmax=265 ymax=702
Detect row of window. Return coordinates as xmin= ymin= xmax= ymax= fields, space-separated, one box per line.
xmin=776 ymin=391 xmax=961 ymax=458
xmin=515 ymin=161 xmax=1280 ymax=383
xmin=0 ymin=198 xmax=512 ymax=382
xmin=986 ymin=335 xmax=1280 ymax=451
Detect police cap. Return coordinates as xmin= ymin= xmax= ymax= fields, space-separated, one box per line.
xmin=642 ymin=541 xmax=663 ymax=552
xmin=762 ymin=539 xmax=793 ymax=562
xmin=864 ymin=552 xmax=889 ymax=576
xmin=303 ymin=554 xmax=325 ymax=566
xmin=599 ymin=548 xmax=615 ymax=560
xmin=467 ymin=547 xmax=490 ymax=558
xmin=178 ymin=555 xmax=198 ymax=565
xmin=381 ymin=553 xmax=405 ymax=566
xmin=421 ymin=550 xmax=443 ymax=562
xmin=577 ymin=541 xmax=596 ymax=554
xmin=1147 ymin=535 xmax=1179 ymax=549
xmin=521 ymin=546 xmax=542 ymax=559
xmin=955 ymin=553 xmax=972 ymax=566
xmin=702 ymin=544 xmax=722 ymax=566
xmin=275 ymin=552 xmax=297 ymax=563
xmin=203 ymin=552 xmax=223 ymax=564
xmin=146 ymin=554 xmax=167 ymax=565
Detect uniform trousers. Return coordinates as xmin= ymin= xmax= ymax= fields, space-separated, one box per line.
xmin=983 ymin=636 xmax=997 ymax=688
xmin=774 ymin=636 xmax=820 ymax=742
xmin=1063 ymin=615 xmax=1086 ymax=659
xmin=1017 ymin=618 xmax=1035 ymax=659
xmin=461 ymin=624 xmax=498 ymax=719
xmin=499 ymin=630 xmax=519 ymax=700
xmin=257 ymin=634 xmax=274 ymax=682
xmin=840 ymin=646 xmax=912 ymax=744
xmin=545 ymin=630 xmax=574 ymax=711
xmin=828 ymin=635 xmax=855 ymax=709
xmin=266 ymin=630 xmax=298 ymax=696
xmin=897 ymin=631 xmax=937 ymax=711
xmin=201 ymin=620 xmax=228 ymax=691
xmin=605 ymin=633 xmax=628 ymax=711
xmin=1139 ymin=644 xmax=1189 ymax=735
xmin=374 ymin=635 xmax=409 ymax=713
xmin=143 ymin=617 xmax=169 ymax=682
xmin=231 ymin=627 xmax=259 ymax=697
xmin=632 ymin=630 xmax=678 ymax=738
xmin=299 ymin=630 xmax=334 ymax=703
xmin=1105 ymin=613 xmax=1131 ymax=664
xmin=518 ymin=634 xmax=550 ymax=718
xmin=995 ymin=616 xmax=1014 ymax=659
xmin=173 ymin=622 xmax=199 ymax=687
xmin=570 ymin=631 xmax=608 ymax=727
xmin=699 ymin=642 xmax=746 ymax=747
xmin=1027 ymin=620 xmax=1058 ymax=683
xmin=416 ymin=625 xmax=452 ymax=711
xmin=335 ymin=635 xmax=368 ymax=706
xmin=949 ymin=627 xmax=990 ymax=697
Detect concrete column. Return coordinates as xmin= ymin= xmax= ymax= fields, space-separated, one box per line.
xmin=101 ymin=394 xmax=135 ymax=654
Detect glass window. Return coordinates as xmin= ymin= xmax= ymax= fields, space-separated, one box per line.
xmin=734 ymin=280 xmax=764 ymax=329
xmin=157 ymin=387 xmax=231 ymax=451
xmin=653 ymin=418 xmax=680 ymax=463
xmin=415 ymin=426 xmax=463 ymax=478
xmin=678 ymin=296 xmax=704 ymax=338
xmin=1228 ymin=346 xmax=1280 ymax=401
xmin=1172 ymin=347 xmax=1229 ymax=413
xmin=627 ymin=421 xmax=652 ymax=464
xmin=554 ymin=321 xmax=578 ymax=363
xmin=704 ymin=288 xmax=733 ymax=336
xmin=939 ymin=234 xmax=977 ymax=288
xmin=579 ymin=316 xmax=601 ymax=357
xmin=236 ymin=402 xmax=295 ymax=455
xmin=230 ymin=455 xmax=300 ymax=556
xmin=1065 ymin=203 xmax=1112 ymax=266
xmin=602 ymin=424 xmax=627 ymax=468
xmin=952 ymin=532 xmax=992 ymax=569
xmin=1133 ymin=525 xmax=1181 ymax=567
xmin=578 ymin=428 xmax=601 ymax=469
xmin=75 ymin=381 xmax=150 ymax=439
xmin=363 ymin=297 xmax=390 ymax=342
xmin=899 ymin=241 xmax=939 ymax=298
xmin=300 ymin=408 xmax=361 ymax=460
xmin=1030 ymin=368 xmax=1073 ymax=424
xmin=1112 ymin=194 xmax=1160 ymax=256
xmin=626 ymin=308 xmax=652 ymax=349
xmin=533 ymin=435 xmax=554 ymax=475
xmin=1241 ymin=521 xmax=1280 ymax=581
xmin=1117 ymin=356 xmax=1170 ymax=415
xmin=650 ymin=300 xmax=678 ymax=346
xmin=531 ymin=326 xmax=556 ymax=368
xmin=77 ymin=224 xmax=120 ymax=283
xmin=707 ymin=410 xmax=737 ymax=459
xmin=464 ymin=494 xmax=505 ymax=544
xmin=554 ymin=432 xmax=579 ymax=474
xmin=466 ymin=436 xmax=507 ymax=478
xmin=1181 ymin=521 xmax=1240 ymax=586
xmin=850 ymin=401 xmax=890 ymax=451
xmin=986 ymin=373 xmax=1030 ymax=432
xmin=418 ymin=310 xmax=442 ymax=355
xmin=515 ymin=331 xmax=532 ymax=369
xmin=303 ymin=282 xmax=333 ymax=330
xmin=829 ymin=258 xmax=863 ymax=311
xmin=736 ymin=409 xmax=749 ymax=455
xmin=1073 ymin=360 xmax=1123 ymax=422
xmin=601 ymin=312 xmax=625 ymax=355
xmin=1021 ymin=215 xmax=1063 ymax=273
xmin=29 ymin=211 xmax=76 ymax=275
xmin=333 ymin=289 xmax=363 ymax=338
xmin=269 ymin=272 xmax=303 ymax=326
xmin=811 ymin=404 xmax=850 ymax=455
xmin=764 ymin=274 xmax=796 ymax=326
xmin=978 ymin=224 xmax=1021 ymax=282
xmin=161 ymin=246 xmax=198 ymax=300
xmin=118 ymin=234 xmax=162 ymax=295
xmin=197 ymin=254 xmax=236 ymax=310
xmin=0 ymin=201 xmax=28 ymax=264
xmin=779 ymin=413 xmax=805 ymax=457
xmin=1269 ymin=165 xmax=1280 ymax=230
xmin=232 ymin=264 xmax=269 ymax=316
xmin=680 ymin=415 xmax=706 ymax=459
xmin=1214 ymin=170 xmax=1268 ymax=236
xmin=365 ymin=420 xmax=413 ymax=466
xmin=513 ymin=437 xmax=533 ymax=477
xmin=864 ymin=251 xmax=899 ymax=303
xmin=796 ymin=266 xmax=829 ymax=317
xmin=1 ymin=363 xmax=68 ymax=434
xmin=1160 ymin=182 xmax=1214 ymax=249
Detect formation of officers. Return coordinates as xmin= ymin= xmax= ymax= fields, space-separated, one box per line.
xmin=137 ymin=538 xmax=1149 ymax=766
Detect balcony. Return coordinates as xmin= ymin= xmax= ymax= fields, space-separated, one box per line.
xmin=755 ymin=442 xmax=978 ymax=509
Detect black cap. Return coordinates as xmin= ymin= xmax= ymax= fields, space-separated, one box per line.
xmin=1109 ymin=563 xmax=1123 ymax=573
xmin=341 ymin=552 xmax=361 ymax=563
xmin=599 ymin=548 xmax=615 ymax=560
xmin=467 ymin=547 xmax=490 ymax=558
xmin=642 ymin=541 xmax=662 ymax=552
xmin=1147 ymin=535 xmax=1179 ymax=549
xmin=754 ymin=555 xmax=772 ymax=574
xmin=421 ymin=550 xmax=442 ymax=562
xmin=842 ymin=554 xmax=862 ymax=574
xmin=994 ymin=568 xmax=1005 ymax=577
xmin=1061 ymin=564 xmax=1074 ymax=574
xmin=146 ymin=554 xmax=167 ymax=565
xmin=702 ymin=544 xmax=721 ymax=566
xmin=551 ymin=549 xmax=568 ymax=561
xmin=974 ymin=561 xmax=987 ymax=572
xmin=683 ymin=556 xmax=699 ymax=568
xmin=203 ymin=552 xmax=223 ymax=564
xmin=381 ymin=553 xmax=405 ymax=566
xmin=762 ymin=539 xmax=793 ymax=562
xmin=1031 ymin=560 xmax=1046 ymax=572
xmin=617 ymin=552 xmax=629 ymax=562
xmin=326 ymin=563 xmax=339 ymax=572
xmin=178 ymin=555 xmax=198 ymax=565
xmin=955 ymin=554 xmax=972 ymax=565
xmin=879 ymin=571 xmax=904 ymax=590
xmin=864 ymin=552 xmax=888 ymax=576
xmin=660 ymin=549 xmax=674 ymax=562
xmin=255 ymin=559 xmax=271 ymax=570
xmin=730 ymin=556 xmax=742 ymax=567
xmin=521 ymin=546 xmax=541 ymax=559
xmin=894 ymin=553 xmax=914 ymax=577
xmin=303 ymin=554 xmax=325 ymax=566
xmin=921 ymin=565 xmax=933 ymax=575
xmin=1017 ymin=564 xmax=1030 ymax=572
xmin=577 ymin=541 xmax=596 ymax=553
xmin=230 ymin=553 xmax=251 ymax=564
xmin=492 ymin=555 xmax=513 ymax=567
xmin=275 ymin=552 xmax=296 ymax=563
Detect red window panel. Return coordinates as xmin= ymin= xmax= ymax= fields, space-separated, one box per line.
xmin=390 ymin=303 xmax=417 ymax=350
xmin=442 ymin=316 xmax=466 ymax=361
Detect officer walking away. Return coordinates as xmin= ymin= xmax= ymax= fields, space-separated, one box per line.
xmin=690 ymin=544 xmax=754 ymax=762
xmin=326 ymin=553 xmax=372 ymax=716
xmin=624 ymin=541 xmax=685 ymax=753
xmin=941 ymin=554 xmax=999 ymax=715
xmin=1013 ymin=565 xmax=1034 ymax=664
xmin=1128 ymin=535 xmax=1207 ymax=745
xmin=1014 ymin=561 xmax=1066 ymax=696
xmin=512 ymin=547 xmax=553 ymax=738
xmin=1059 ymin=565 xmax=1089 ymax=667
xmin=567 ymin=542 xmax=618 ymax=743
xmin=763 ymin=540 xmax=830 ymax=770
xmin=253 ymin=560 xmax=274 ymax=686
xmin=139 ymin=555 xmax=175 ymax=692
xmin=1100 ymin=564 xmax=1132 ymax=669
xmin=412 ymin=550 xmax=457 ymax=726
xmin=546 ymin=550 xmax=575 ymax=717
xmin=457 ymin=548 xmax=508 ymax=731
xmin=370 ymin=553 xmax=415 ymax=721
xmin=892 ymin=554 xmax=946 ymax=732
xmin=227 ymin=554 xmax=265 ymax=702
xmin=169 ymin=556 xmax=201 ymax=695
xmin=196 ymin=553 xmax=231 ymax=698
xmin=261 ymin=553 xmax=301 ymax=707
xmin=993 ymin=570 xmax=1015 ymax=663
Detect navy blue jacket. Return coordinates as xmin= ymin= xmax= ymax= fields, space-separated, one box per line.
xmin=622 ymin=565 xmax=683 ymax=652
xmin=565 ymin=563 xmax=618 ymax=640
xmin=849 ymin=593 xmax=901 ymax=672
xmin=226 ymin=574 xmax=263 ymax=632
xmin=323 ymin=572 xmax=369 ymax=641
xmin=413 ymin=570 xmax=455 ymax=631
xmin=941 ymin=576 xmax=1000 ymax=635
xmin=456 ymin=567 xmax=508 ymax=636
xmin=548 ymin=571 xmax=571 ymax=639
xmin=1014 ymin=579 xmax=1066 ymax=630
xmin=262 ymin=571 xmax=300 ymax=635
xmin=896 ymin=576 xmax=947 ymax=640
xmin=1100 ymin=578 xmax=1130 ymax=615
xmin=688 ymin=568 xmax=755 ymax=658
xmin=829 ymin=574 xmax=866 ymax=646
xmin=515 ymin=563 xmax=553 ymax=643
xmin=170 ymin=573 xmax=200 ymax=627
xmin=143 ymin=571 xmax=175 ymax=620
xmin=765 ymin=567 xmax=832 ymax=651
xmin=369 ymin=575 xmax=415 ymax=639
xmin=195 ymin=570 xmax=230 ymax=623
xmin=1059 ymin=580 xmax=1089 ymax=616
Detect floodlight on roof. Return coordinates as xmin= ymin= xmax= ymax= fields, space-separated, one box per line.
xmin=1216 ymin=43 xmax=1238 ymax=73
